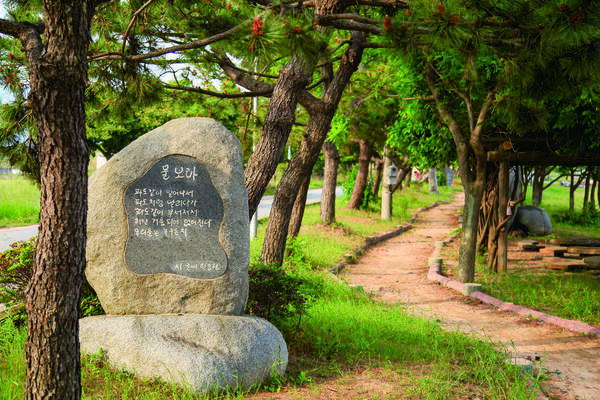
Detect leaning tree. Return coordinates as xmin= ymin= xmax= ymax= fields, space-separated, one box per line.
xmin=381 ymin=0 xmax=600 ymax=282
xmin=0 ymin=1 xmax=106 ymax=398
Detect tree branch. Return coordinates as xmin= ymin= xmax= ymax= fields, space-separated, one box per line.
xmin=385 ymin=94 xmax=434 ymax=101
xmin=218 ymin=55 xmax=275 ymax=94
xmin=121 ymin=0 xmax=157 ymax=54
xmin=89 ymin=18 xmax=253 ymax=62
xmin=314 ymin=13 xmax=379 ymax=26
xmin=324 ymin=20 xmax=383 ymax=34
xmin=163 ymin=84 xmax=273 ymax=98
xmin=306 ymin=77 xmax=326 ymax=90
xmin=362 ymin=41 xmax=393 ymax=48
xmin=542 ymin=172 xmax=565 ymax=190
xmin=0 ymin=19 xmax=43 ymax=39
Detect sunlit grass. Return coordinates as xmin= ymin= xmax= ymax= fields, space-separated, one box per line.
xmin=0 ymin=177 xmax=40 ymax=228
xmin=475 ymin=265 xmax=600 ymax=326
xmin=527 ymin=183 xmax=600 ymax=237
xmin=1 ymin=181 xmax=539 ymax=399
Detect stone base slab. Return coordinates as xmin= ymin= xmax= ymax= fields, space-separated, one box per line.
xmin=80 ymin=314 xmax=287 ymax=394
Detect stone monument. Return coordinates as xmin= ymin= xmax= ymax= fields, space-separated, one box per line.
xmin=80 ymin=118 xmax=287 ymax=393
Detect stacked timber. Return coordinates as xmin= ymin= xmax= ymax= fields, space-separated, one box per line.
xmin=518 ymin=238 xmax=600 ymax=271
xmin=519 ymin=240 xmax=544 ymax=251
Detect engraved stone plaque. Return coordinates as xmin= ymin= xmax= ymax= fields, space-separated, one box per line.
xmin=124 ymin=154 xmax=228 ymax=279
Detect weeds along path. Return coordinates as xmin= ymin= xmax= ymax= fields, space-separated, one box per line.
xmin=340 ymin=192 xmax=600 ymax=400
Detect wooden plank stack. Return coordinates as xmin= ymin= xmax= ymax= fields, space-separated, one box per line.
xmin=517 ymin=238 xmax=600 ymax=271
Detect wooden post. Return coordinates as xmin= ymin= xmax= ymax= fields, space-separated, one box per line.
xmin=498 ymin=160 xmax=509 ymax=272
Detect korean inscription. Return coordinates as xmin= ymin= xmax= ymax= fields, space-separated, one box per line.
xmin=124 ymin=155 xmax=228 ymax=279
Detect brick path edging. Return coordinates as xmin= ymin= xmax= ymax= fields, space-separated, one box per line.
xmin=330 ymin=201 xmax=444 ymax=275
xmin=427 ymin=236 xmax=600 ymax=338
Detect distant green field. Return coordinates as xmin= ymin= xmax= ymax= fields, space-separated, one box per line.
xmin=0 ymin=176 xmax=40 ymax=227
xmin=526 ymin=183 xmax=600 ymax=237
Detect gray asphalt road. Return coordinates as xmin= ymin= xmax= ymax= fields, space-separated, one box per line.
xmin=0 ymin=186 xmax=343 ymax=252
xmin=0 ymin=224 xmax=37 ymax=252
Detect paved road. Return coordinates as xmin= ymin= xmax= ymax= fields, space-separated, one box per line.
xmin=255 ymin=186 xmax=343 ymax=219
xmin=0 ymin=186 xmax=343 ymax=252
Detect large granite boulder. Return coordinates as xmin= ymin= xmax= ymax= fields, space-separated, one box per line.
xmin=514 ymin=206 xmax=552 ymax=236
xmin=79 ymin=314 xmax=287 ymax=394
xmin=86 ymin=118 xmax=249 ymax=315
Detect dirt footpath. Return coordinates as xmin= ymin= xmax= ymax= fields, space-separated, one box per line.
xmin=341 ymin=193 xmax=600 ymax=400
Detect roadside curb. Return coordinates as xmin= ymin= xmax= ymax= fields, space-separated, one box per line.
xmin=427 ymin=234 xmax=600 ymax=339
xmin=330 ymin=201 xmax=445 ymax=275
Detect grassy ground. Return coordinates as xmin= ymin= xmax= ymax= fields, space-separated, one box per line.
xmin=0 ymin=177 xmax=40 ymax=228
xmin=476 ymin=265 xmax=600 ymax=325
xmin=0 ymin=183 xmax=541 ymax=399
xmin=465 ymin=183 xmax=600 ymax=327
xmin=530 ymin=184 xmax=600 ymax=238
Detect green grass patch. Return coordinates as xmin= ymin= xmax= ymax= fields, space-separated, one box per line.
xmin=0 ymin=320 xmax=26 ymax=400
xmin=475 ymin=267 xmax=600 ymax=326
xmin=0 ymin=182 xmax=540 ymax=399
xmin=527 ymin=184 xmax=600 ymax=238
xmin=466 ymin=183 xmax=600 ymax=326
xmin=300 ymin=297 xmax=536 ymax=399
xmin=0 ymin=177 xmax=40 ymax=228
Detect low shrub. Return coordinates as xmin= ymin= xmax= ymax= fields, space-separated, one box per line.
xmin=0 ymin=238 xmax=35 ymax=326
xmin=246 ymin=262 xmax=307 ymax=331
xmin=0 ymin=237 xmax=104 ymax=326
xmin=554 ymin=204 xmax=600 ymax=226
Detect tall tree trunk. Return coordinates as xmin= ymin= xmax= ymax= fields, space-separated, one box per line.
xmin=391 ymin=166 xmax=409 ymax=193
xmin=289 ymin=174 xmax=311 ymax=238
xmin=404 ymin=168 xmax=412 ymax=188
xmin=596 ymin=167 xmax=600 ymax=208
xmin=371 ymin=158 xmax=384 ymax=197
xmin=478 ymin=165 xmax=497 ymax=260
xmin=428 ymin=167 xmax=439 ymax=193
xmin=20 ymin=1 xmax=93 ymax=398
xmin=261 ymin=31 xmax=365 ymax=266
xmin=320 ymin=141 xmax=339 ymax=224
xmin=497 ymin=160 xmax=509 ymax=273
xmin=425 ymin=63 xmax=492 ymax=283
xmin=590 ymin=167 xmax=597 ymax=209
xmin=570 ymin=169 xmax=576 ymax=213
xmin=244 ymin=54 xmax=311 ymax=220
xmin=460 ymin=180 xmax=486 ymax=282
xmin=584 ymin=167 xmax=591 ymax=209
xmin=347 ymin=139 xmax=373 ymax=209
xmin=531 ymin=165 xmax=545 ymax=207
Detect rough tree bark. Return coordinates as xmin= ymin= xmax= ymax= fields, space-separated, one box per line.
xmin=347 ymin=139 xmax=373 ymax=209
xmin=320 ymin=141 xmax=339 ymax=224
xmin=478 ymin=164 xmax=497 ymax=258
xmin=497 ymin=160 xmax=509 ymax=272
xmin=261 ymin=31 xmax=365 ymax=266
xmin=391 ymin=166 xmax=408 ymax=193
xmin=596 ymin=167 xmax=600 ymax=208
xmin=404 ymin=168 xmax=412 ymax=188
xmin=531 ymin=165 xmax=545 ymax=207
xmin=289 ymin=174 xmax=311 ymax=238
xmin=569 ymin=168 xmax=585 ymax=213
xmin=243 ymin=54 xmax=311 ymax=220
xmin=371 ymin=157 xmax=384 ymax=197
xmin=590 ymin=167 xmax=597 ymax=209
xmin=583 ymin=167 xmax=592 ymax=209
xmin=390 ymin=155 xmax=409 ymax=194
xmin=1 ymin=1 xmax=96 ymax=398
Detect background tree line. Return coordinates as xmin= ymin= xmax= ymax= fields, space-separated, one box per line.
xmin=2 ymin=0 xmax=600 ymax=398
